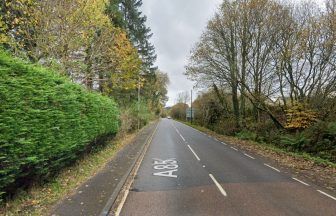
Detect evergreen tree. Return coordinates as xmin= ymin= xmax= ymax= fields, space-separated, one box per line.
xmin=105 ymin=0 xmax=124 ymax=28
xmin=107 ymin=0 xmax=160 ymax=110
xmin=107 ymin=0 xmax=157 ymax=73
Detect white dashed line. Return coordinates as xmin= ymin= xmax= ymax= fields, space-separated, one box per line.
xmin=264 ymin=163 xmax=280 ymax=172
xmin=173 ymin=126 xmax=186 ymax=142
xmin=243 ymin=153 xmax=255 ymax=159
xmin=230 ymin=147 xmax=238 ymax=151
xmin=292 ymin=177 xmax=309 ymax=186
xmin=179 ymin=133 xmax=186 ymax=142
xmin=221 ymin=142 xmax=227 ymax=145
xmin=188 ymin=145 xmax=200 ymax=161
xmin=317 ymin=190 xmax=336 ymax=201
xmin=209 ymin=174 xmax=227 ymax=197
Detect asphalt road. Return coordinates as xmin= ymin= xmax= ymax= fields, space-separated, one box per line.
xmin=118 ymin=119 xmax=336 ymax=216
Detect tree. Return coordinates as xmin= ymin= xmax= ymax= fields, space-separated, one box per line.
xmin=1 ymin=0 xmax=143 ymax=96
xmin=170 ymin=103 xmax=188 ymax=120
xmin=106 ymin=0 xmax=125 ymax=28
xmin=176 ymin=91 xmax=190 ymax=105
xmin=0 ymin=7 xmax=8 ymax=44
xmin=148 ymin=70 xmax=170 ymax=114
xmin=186 ymin=0 xmax=336 ymax=130
xmin=107 ymin=0 xmax=157 ymax=73
xmin=186 ymin=0 xmax=242 ymax=128
xmin=0 ymin=0 xmax=38 ymax=57
xmin=192 ymin=90 xmax=224 ymax=127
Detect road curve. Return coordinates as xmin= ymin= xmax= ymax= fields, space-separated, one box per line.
xmin=118 ymin=119 xmax=336 ymax=216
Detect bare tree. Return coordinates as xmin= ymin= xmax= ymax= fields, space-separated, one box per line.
xmin=186 ymin=0 xmax=336 ymax=128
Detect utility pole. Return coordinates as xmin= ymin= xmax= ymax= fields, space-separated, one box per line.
xmin=190 ymin=89 xmax=193 ymax=124
xmin=137 ymin=75 xmax=140 ymax=131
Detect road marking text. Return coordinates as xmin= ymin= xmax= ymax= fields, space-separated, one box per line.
xmin=153 ymin=158 xmax=178 ymax=178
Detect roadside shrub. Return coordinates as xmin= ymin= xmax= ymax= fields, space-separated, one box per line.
xmin=280 ymin=133 xmax=309 ymax=152
xmin=303 ymin=121 xmax=336 ymax=162
xmin=235 ymin=130 xmax=258 ymax=141
xmin=213 ymin=117 xmax=239 ymax=136
xmin=134 ymin=102 xmax=154 ymax=128
xmin=118 ymin=102 xmax=154 ymax=135
xmin=246 ymin=119 xmax=282 ymax=143
xmin=0 ymin=51 xmax=119 ymax=201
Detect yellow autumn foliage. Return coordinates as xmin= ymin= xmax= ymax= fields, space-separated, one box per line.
xmin=1 ymin=0 xmax=142 ymax=93
xmin=1 ymin=0 xmax=38 ymax=49
xmin=285 ymin=103 xmax=317 ymax=130
xmin=0 ymin=16 xmax=8 ymax=44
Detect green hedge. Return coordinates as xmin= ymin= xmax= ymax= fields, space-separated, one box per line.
xmin=0 ymin=51 xmax=119 ymax=200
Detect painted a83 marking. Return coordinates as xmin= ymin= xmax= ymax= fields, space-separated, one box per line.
xmin=152 ymin=158 xmax=178 ymax=178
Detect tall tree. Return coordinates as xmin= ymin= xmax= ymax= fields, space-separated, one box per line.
xmin=185 ymin=0 xmax=242 ymax=127
xmin=0 ymin=0 xmax=38 ymax=58
xmin=107 ymin=0 xmax=164 ymax=112
xmin=107 ymin=0 xmax=157 ymax=73
xmin=186 ymin=0 xmax=336 ymax=129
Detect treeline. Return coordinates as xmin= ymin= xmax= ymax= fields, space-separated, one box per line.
xmin=0 ymin=0 xmax=168 ymax=201
xmin=0 ymin=0 xmax=169 ymax=129
xmin=184 ymin=0 xmax=336 ymax=162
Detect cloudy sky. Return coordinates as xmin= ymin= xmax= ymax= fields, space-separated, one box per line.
xmin=141 ymin=0 xmax=325 ymax=107
xmin=141 ymin=0 xmax=222 ymax=106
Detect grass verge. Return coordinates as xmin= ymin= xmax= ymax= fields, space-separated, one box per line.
xmin=0 ymin=132 xmax=137 ymax=216
xmin=180 ymin=120 xmax=336 ymax=191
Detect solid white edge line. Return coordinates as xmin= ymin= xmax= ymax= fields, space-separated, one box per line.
xmin=230 ymin=147 xmax=238 ymax=151
xmin=187 ymin=145 xmax=201 ymax=161
xmin=243 ymin=153 xmax=255 ymax=159
xmin=292 ymin=177 xmax=309 ymax=186
xmin=317 ymin=190 xmax=336 ymax=201
xmin=115 ymin=189 xmax=130 ymax=216
xmin=209 ymin=174 xmax=227 ymax=197
xmin=264 ymin=163 xmax=281 ymax=172
xmin=114 ymin=122 xmax=159 ymax=216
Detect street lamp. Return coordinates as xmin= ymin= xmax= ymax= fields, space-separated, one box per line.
xmin=190 ymin=89 xmax=193 ymax=124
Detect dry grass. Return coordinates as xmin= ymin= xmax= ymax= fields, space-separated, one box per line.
xmin=1 ymin=133 xmax=136 ymax=216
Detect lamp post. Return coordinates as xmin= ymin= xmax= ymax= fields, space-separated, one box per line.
xmin=190 ymin=89 xmax=193 ymax=124
xmin=137 ymin=75 xmax=140 ymax=131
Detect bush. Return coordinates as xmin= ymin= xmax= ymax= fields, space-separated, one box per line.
xmin=280 ymin=133 xmax=309 ymax=151
xmin=279 ymin=121 xmax=336 ymax=162
xmin=303 ymin=121 xmax=336 ymax=162
xmin=0 ymin=51 xmax=119 ymax=200
xmin=118 ymin=102 xmax=155 ymax=135
xmin=247 ymin=119 xmax=281 ymax=143
xmin=235 ymin=130 xmax=258 ymax=141
xmin=213 ymin=117 xmax=239 ymax=136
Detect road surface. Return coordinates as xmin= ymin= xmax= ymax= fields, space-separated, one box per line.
xmin=117 ymin=119 xmax=336 ymax=216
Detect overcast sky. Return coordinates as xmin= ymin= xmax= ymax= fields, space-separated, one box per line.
xmin=141 ymin=0 xmax=222 ymax=106
xmin=140 ymin=0 xmax=325 ymax=107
